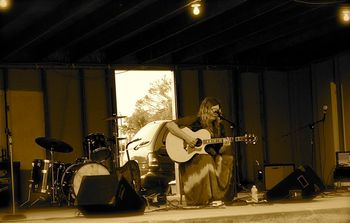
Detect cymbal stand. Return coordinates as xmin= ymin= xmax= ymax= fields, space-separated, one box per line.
xmin=49 ymin=148 xmax=57 ymax=204
xmin=87 ymin=138 xmax=92 ymax=161
xmin=112 ymin=118 xmax=120 ymax=169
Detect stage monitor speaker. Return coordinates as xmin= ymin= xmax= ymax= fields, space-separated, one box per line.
xmin=76 ymin=174 xmax=146 ymax=215
xmin=266 ymin=165 xmax=325 ymax=200
xmin=264 ymin=164 xmax=295 ymax=191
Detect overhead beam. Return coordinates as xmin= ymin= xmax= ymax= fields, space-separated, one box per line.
xmin=70 ymin=0 xmax=187 ymax=62
xmin=0 ymin=0 xmax=110 ymax=61
xmin=202 ymin=6 xmax=339 ymax=66
xmin=34 ymin=0 xmax=156 ymax=61
xmin=109 ymin=0 xmax=247 ymax=64
xmin=135 ymin=0 xmax=291 ymax=64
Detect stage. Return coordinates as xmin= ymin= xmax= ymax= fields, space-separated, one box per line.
xmin=1 ymin=190 xmax=350 ymax=223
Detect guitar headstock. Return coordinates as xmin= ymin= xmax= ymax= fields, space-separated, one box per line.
xmin=243 ymin=133 xmax=257 ymax=144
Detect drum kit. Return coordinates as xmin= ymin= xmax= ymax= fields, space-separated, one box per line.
xmin=21 ymin=114 xmax=136 ymax=207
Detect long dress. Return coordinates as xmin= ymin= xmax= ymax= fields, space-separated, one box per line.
xmin=174 ymin=115 xmax=235 ymax=206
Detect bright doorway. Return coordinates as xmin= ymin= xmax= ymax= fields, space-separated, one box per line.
xmin=114 ymin=70 xmax=176 ymax=142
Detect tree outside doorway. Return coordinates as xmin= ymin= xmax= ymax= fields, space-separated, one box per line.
xmin=114 ymin=70 xmax=176 ymax=141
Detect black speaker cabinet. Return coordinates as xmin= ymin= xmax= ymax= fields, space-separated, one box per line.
xmin=76 ymin=174 xmax=146 ymax=215
xmin=266 ymin=165 xmax=325 ymax=200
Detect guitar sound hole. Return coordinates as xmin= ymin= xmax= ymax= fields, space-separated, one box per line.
xmin=195 ymin=139 xmax=202 ymax=147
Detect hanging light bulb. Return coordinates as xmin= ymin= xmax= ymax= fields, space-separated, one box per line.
xmin=0 ymin=0 xmax=10 ymax=10
xmin=339 ymin=5 xmax=350 ymax=24
xmin=191 ymin=3 xmax=201 ymax=16
xmin=342 ymin=9 xmax=350 ymax=22
xmin=191 ymin=0 xmax=202 ymax=16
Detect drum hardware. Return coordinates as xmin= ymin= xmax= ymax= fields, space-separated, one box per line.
xmin=20 ymin=180 xmax=33 ymax=207
xmin=86 ymin=138 xmax=92 ymax=161
xmin=21 ymin=137 xmax=73 ymax=206
xmin=75 ymin=156 xmax=89 ymax=164
xmin=21 ymin=160 xmax=66 ymax=207
xmin=21 ymin=160 xmax=43 ymax=207
xmin=104 ymin=114 xmax=127 ymax=171
xmin=103 ymin=115 xmax=126 ymax=121
xmin=31 ymin=159 xmax=50 ymax=193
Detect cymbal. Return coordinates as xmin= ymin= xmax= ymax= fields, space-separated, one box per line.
xmin=35 ymin=137 xmax=73 ymax=153
xmin=104 ymin=115 xmax=127 ymax=121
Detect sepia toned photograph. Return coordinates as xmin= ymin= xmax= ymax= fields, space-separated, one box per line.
xmin=0 ymin=0 xmax=349 ymax=222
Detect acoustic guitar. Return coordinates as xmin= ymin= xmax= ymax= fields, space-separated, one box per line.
xmin=166 ymin=127 xmax=257 ymax=163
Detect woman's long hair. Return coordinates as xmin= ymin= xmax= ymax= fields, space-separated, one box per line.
xmin=197 ymin=97 xmax=223 ymax=137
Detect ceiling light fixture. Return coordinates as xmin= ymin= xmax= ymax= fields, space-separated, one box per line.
xmin=0 ymin=0 xmax=10 ymax=10
xmin=339 ymin=5 xmax=350 ymax=24
xmin=191 ymin=0 xmax=202 ymax=16
xmin=293 ymin=1 xmax=350 ymax=25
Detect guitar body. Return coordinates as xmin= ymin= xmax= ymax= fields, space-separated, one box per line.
xmin=166 ymin=127 xmax=213 ymax=163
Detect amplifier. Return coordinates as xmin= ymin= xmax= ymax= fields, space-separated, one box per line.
xmin=264 ymin=164 xmax=295 ymax=191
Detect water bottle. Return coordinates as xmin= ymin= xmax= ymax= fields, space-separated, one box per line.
xmin=254 ymin=160 xmax=264 ymax=190
xmin=251 ymin=185 xmax=258 ymax=203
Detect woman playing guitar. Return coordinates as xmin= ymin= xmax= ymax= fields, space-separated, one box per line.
xmin=166 ymin=97 xmax=234 ymax=206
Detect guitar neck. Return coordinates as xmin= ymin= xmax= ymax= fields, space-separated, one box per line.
xmin=202 ymin=137 xmax=235 ymax=145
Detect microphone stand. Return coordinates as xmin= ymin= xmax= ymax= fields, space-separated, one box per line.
xmin=281 ymin=113 xmax=326 ymax=138
xmin=218 ymin=114 xmax=246 ymax=134
xmin=309 ymin=113 xmax=326 ymax=170
xmin=282 ymin=112 xmax=327 ymax=170
xmin=218 ymin=114 xmax=247 ymax=195
xmin=308 ymin=113 xmax=326 ymax=130
xmin=2 ymin=72 xmax=26 ymax=220
xmin=2 ymin=130 xmax=26 ymax=221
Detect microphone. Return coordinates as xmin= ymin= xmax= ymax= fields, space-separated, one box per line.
xmin=214 ymin=110 xmax=223 ymax=118
xmin=322 ymin=105 xmax=328 ymax=114
xmin=214 ymin=111 xmax=239 ymax=130
xmin=322 ymin=105 xmax=328 ymax=121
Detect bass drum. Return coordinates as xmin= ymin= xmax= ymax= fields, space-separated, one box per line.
xmin=60 ymin=162 xmax=110 ymax=204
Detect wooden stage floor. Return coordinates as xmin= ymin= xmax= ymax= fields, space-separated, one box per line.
xmin=1 ymin=190 xmax=350 ymax=223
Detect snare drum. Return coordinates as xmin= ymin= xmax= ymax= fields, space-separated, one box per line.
xmin=84 ymin=133 xmax=111 ymax=162
xmin=60 ymin=162 xmax=110 ymax=202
